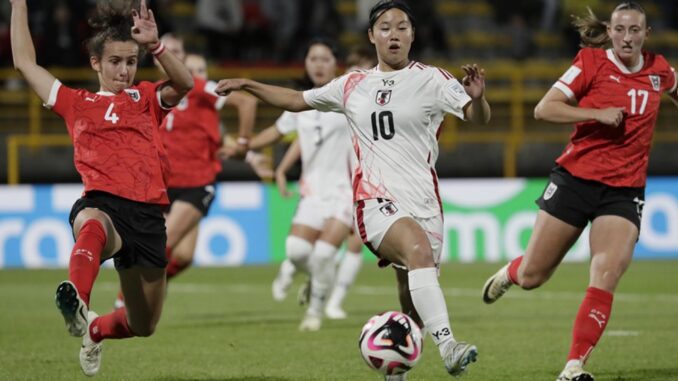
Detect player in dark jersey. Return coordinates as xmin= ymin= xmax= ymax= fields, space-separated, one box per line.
xmin=10 ymin=0 xmax=193 ymax=376
xmin=481 ymin=3 xmax=678 ymax=381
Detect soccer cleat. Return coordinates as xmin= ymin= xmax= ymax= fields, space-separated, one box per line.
xmin=556 ymin=364 xmax=595 ymax=381
xmin=80 ymin=311 xmax=102 ymax=377
xmin=297 ymin=279 xmax=311 ymax=306
xmin=443 ymin=341 xmax=478 ymax=376
xmin=482 ymin=264 xmax=512 ymax=304
xmin=298 ymin=312 xmax=322 ymax=332
xmin=324 ymin=304 xmax=347 ymax=320
xmin=385 ymin=373 xmax=407 ymax=381
xmin=55 ymin=280 xmax=89 ymax=337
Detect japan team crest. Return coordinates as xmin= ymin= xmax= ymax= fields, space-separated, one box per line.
xmin=124 ymin=89 xmax=141 ymax=102
xmin=649 ymin=75 xmax=661 ymax=91
xmin=375 ymin=90 xmax=392 ymax=106
xmin=379 ymin=202 xmax=398 ymax=216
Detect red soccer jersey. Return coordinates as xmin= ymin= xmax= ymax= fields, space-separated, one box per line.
xmin=160 ymin=77 xmax=224 ymax=188
xmin=47 ymin=80 xmax=171 ymax=204
xmin=553 ymin=47 xmax=677 ymax=187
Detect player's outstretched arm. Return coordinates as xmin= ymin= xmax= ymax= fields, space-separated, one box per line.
xmin=10 ymin=0 xmax=57 ymax=104
xmin=132 ymin=0 xmax=193 ymax=105
xmin=215 ymin=79 xmax=310 ymax=112
xmin=275 ymin=139 xmax=301 ymax=198
xmin=535 ymin=87 xmax=625 ymax=127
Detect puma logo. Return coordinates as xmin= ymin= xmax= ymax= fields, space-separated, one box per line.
xmin=609 ymin=75 xmax=621 ymax=83
xmin=588 ymin=310 xmax=606 ymax=328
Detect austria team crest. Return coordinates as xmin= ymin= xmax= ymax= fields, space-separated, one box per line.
xmin=375 ymin=90 xmax=392 ymax=106
xmin=124 ymin=89 xmax=141 ymax=102
xmin=649 ymin=75 xmax=661 ymax=91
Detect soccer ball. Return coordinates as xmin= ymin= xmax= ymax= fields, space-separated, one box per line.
xmin=358 ymin=311 xmax=423 ymax=375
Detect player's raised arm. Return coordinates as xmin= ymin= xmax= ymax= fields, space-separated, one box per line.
xmin=461 ymin=64 xmax=491 ymax=124
xmin=10 ymin=0 xmax=58 ymax=104
xmin=132 ymin=0 xmax=193 ymax=105
xmin=215 ymin=79 xmax=310 ymax=112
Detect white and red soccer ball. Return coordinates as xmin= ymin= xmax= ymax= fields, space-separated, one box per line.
xmin=358 ymin=311 xmax=423 ymax=375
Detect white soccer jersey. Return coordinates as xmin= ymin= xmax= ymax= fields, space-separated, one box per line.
xmin=275 ymin=109 xmax=352 ymax=199
xmin=303 ymin=62 xmax=472 ymax=218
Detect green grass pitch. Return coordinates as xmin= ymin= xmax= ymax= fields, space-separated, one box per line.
xmin=1 ymin=261 xmax=676 ymax=380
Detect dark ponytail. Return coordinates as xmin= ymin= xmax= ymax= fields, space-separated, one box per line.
xmin=86 ymin=0 xmax=138 ymax=58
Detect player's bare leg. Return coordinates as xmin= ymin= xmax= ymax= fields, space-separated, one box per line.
xmin=483 ymin=211 xmax=582 ymax=303
xmin=166 ymin=224 xmax=199 ymax=279
xmin=379 ymin=217 xmax=477 ymax=376
xmin=558 ymin=216 xmax=636 ymax=381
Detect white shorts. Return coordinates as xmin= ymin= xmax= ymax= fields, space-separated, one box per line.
xmin=355 ymin=199 xmax=443 ymax=268
xmin=292 ymin=195 xmax=354 ymax=231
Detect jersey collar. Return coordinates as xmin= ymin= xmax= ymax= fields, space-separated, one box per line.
xmin=606 ymin=49 xmax=644 ymax=74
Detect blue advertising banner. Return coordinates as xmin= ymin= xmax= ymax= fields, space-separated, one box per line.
xmin=0 ymin=179 xmax=677 ymax=268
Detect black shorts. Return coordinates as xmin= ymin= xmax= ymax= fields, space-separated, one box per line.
xmin=536 ymin=166 xmax=645 ymax=231
xmin=69 ymin=191 xmax=168 ymax=270
xmin=167 ymin=184 xmax=216 ymax=216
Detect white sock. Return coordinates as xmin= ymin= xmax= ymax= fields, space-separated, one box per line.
xmin=285 ymin=236 xmax=313 ymax=274
xmin=307 ymin=240 xmax=339 ymax=316
xmin=277 ymin=259 xmax=296 ymax=284
xmin=326 ymin=251 xmax=362 ymax=309
xmin=408 ymin=267 xmax=455 ymax=357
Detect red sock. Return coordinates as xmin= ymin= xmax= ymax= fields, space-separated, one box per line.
xmin=69 ymin=219 xmax=106 ymax=306
xmin=507 ymin=256 xmax=523 ymax=284
xmin=166 ymin=258 xmax=191 ymax=279
xmin=567 ymin=287 xmax=614 ymax=363
xmin=90 ymin=307 xmax=134 ymax=343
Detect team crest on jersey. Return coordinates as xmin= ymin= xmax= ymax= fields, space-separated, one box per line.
xmin=375 ymin=90 xmax=392 ymax=106
xmin=124 ymin=89 xmax=141 ymax=102
xmin=379 ymin=202 xmax=398 ymax=216
xmin=648 ymin=75 xmax=661 ymax=91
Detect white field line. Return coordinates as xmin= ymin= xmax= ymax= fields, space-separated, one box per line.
xmin=94 ymin=282 xmax=678 ymax=303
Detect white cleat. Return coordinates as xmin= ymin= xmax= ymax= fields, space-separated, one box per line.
xmin=324 ymin=304 xmax=347 ymax=320
xmin=55 ymin=280 xmax=89 ymax=337
xmin=443 ymin=341 xmax=478 ymax=377
xmin=80 ymin=311 xmax=102 ymax=377
xmin=556 ymin=364 xmax=595 ymax=381
xmin=482 ymin=264 xmax=513 ymax=304
xmin=271 ymin=277 xmax=290 ymax=302
xmin=298 ymin=312 xmax=322 ymax=332
xmin=385 ymin=373 xmax=407 ymax=381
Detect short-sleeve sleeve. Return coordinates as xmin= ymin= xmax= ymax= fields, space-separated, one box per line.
xmin=434 ymin=68 xmax=472 ymax=120
xmin=552 ymin=48 xmax=595 ymax=100
xmin=204 ymin=80 xmax=228 ymax=110
xmin=302 ymin=74 xmax=348 ymax=113
xmin=138 ymin=81 xmax=170 ymax=126
xmin=46 ymin=80 xmax=78 ymax=122
xmin=275 ymin=111 xmax=297 ymax=134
